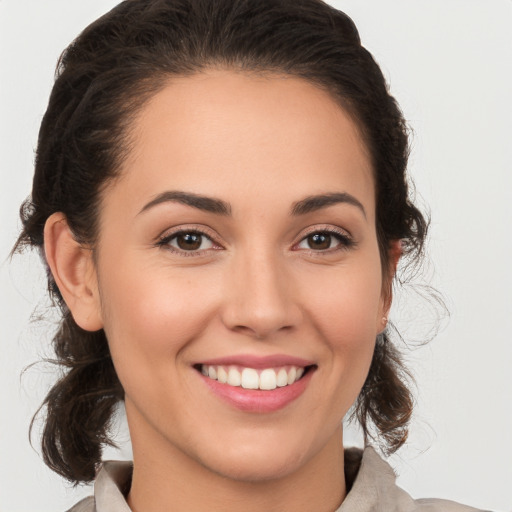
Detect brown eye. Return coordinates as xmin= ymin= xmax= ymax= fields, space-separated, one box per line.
xmin=296 ymin=229 xmax=353 ymax=252
xmin=176 ymin=233 xmax=202 ymax=250
xmin=307 ymin=233 xmax=332 ymax=250
xmin=166 ymin=231 xmax=215 ymax=252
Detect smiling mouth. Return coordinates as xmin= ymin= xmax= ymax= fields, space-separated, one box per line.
xmin=195 ymin=364 xmax=315 ymax=391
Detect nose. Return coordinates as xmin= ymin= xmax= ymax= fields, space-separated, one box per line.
xmin=220 ymin=249 xmax=303 ymax=339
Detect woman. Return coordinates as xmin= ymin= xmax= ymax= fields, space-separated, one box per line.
xmin=9 ymin=0 xmax=495 ymax=510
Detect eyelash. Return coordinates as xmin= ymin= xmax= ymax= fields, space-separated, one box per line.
xmin=295 ymin=227 xmax=355 ymax=254
xmin=156 ymin=226 xmax=355 ymax=256
xmin=156 ymin=227 xmax=221 ymax=257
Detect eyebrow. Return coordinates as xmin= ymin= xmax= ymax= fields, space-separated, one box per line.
xmin=138 ymin=190 xmax=365 ymax=218
xmin=291 ymin=192 xmax=366 ymax=218
xmin=139 ymin=190 xmax=232 ymax=216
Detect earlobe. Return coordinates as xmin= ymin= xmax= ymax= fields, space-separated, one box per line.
xmin=44 ymin=212 xmax=103 ymax=331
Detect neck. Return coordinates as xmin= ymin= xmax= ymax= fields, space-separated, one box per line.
xmin=127 ymin=425 xmax=347 ymax=512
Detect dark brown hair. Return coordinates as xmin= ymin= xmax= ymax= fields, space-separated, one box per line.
xmin=15 ymin=0 xmax=427 ymax=483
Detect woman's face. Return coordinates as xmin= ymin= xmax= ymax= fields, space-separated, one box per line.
xmin=91 ymin=70 xmax=388 ymax=481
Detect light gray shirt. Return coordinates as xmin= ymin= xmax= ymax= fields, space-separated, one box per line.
xmin=67 ymin=447 xmax=486 ymax=511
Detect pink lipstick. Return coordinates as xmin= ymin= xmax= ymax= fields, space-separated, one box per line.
xmin=194 ymin=354 xmax=316 ymax=413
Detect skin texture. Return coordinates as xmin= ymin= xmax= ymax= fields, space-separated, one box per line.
xmin=45 ymin=70 xmax=393 ymax=512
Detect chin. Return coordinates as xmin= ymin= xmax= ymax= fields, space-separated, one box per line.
xmin=205 ymin=453 xmax=305 ymax=483
xmin=190 ymin=433 xmax=318 ymax=483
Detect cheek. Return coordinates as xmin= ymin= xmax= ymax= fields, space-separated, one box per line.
xmin=300 ymin=256 xmax=383 ymax=397
xmin=98 ymin=261 xmax=220 ymax=368
xmin=305 ymin=265 xmax=384 ymax=345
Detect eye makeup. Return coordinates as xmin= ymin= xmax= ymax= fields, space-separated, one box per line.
xmin=155 ymin=223 xmax=356 ymax=258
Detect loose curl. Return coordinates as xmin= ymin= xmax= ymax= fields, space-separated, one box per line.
xmin=14 ymin=0 xmax=427 ymax=483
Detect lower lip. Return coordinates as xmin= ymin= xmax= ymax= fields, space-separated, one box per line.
xmin=199 ymin=369 xmax=314 ymax=413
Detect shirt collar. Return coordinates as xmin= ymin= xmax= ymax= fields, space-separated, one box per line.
xmin=93 ymin=447 xmax=411 ymax=512
xmin=94 ymin=460 xmax=133 ymax=512
xmin=335 ymin=446 xmax=414 ymax=511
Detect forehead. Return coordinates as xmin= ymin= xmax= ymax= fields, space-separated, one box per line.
xmin=113 ymin=70 xmax=375 ymax=219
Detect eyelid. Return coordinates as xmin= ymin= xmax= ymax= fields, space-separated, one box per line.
xmin=292 ymin=224 xmax=356 ymax=252
xmin=155 ymin=224 xmax=224 ymax=255
xmin=154 ymin=223 xmax=355 ymax=256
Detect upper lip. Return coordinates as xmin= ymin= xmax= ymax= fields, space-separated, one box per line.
xmin=196 ymin=354 xmax=315 ymax=369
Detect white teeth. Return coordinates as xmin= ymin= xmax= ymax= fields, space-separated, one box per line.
xmin=200 ymin=364 xmax=307 ymax=390
xmin=287 ymin=367 xmax=297 ymax=385
xmin=241 ymin=368 xmax=259 ymax=389
xmin=227 ymin=367 xmax=241 ymax=386
xmin=259 ymin=369 xmax=277 ymax=390
xmin=276 ymin=368 xmax=288 ymax=387
xmin=217 ymin=366 xmax=228 ymax=384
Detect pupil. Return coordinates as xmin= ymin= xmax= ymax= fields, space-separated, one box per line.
xmin=177 ymin=233 xmax=201 ymax=250
xmin=308 ymin=233 xmax=331 ymax=250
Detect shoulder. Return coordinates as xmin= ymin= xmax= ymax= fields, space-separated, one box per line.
xmin=66 ymin=496 xmax=95 ymax=512
xmin=340 ymin=447 xmax=488 ymax=512
xmin=413 ymin=498 xmax=488 ymax=512
xmin=66 ymin=460 xmax=133 ymax=512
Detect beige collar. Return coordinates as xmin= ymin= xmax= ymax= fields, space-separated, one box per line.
xmin=73 ymin=446 xmax=479 ymax=512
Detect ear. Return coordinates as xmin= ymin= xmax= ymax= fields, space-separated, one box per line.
xmin=44 ymin=212 xmax=103 ymax=331
xmin=379 ymin=239 xmax=402 ymax=329
xmin=388 ymin=239 xmax=402 ymax=277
